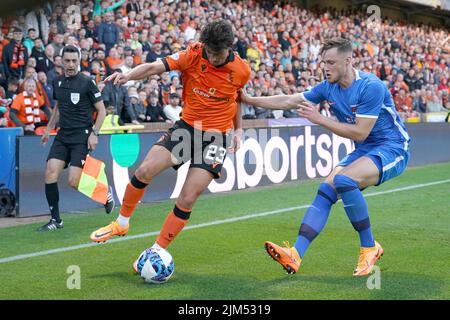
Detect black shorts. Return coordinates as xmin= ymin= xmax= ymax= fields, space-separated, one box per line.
xmin=47 ymin=127 xmax=91 ymax=168
xmin=155 ymin=120 xmax=230 ymax=179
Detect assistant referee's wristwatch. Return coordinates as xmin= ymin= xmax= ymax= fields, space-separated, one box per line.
xmin=92 ymin=129 xmax=99 ymax=136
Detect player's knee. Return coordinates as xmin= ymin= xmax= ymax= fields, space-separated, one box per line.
xmin=333 ymin=174 xmax=359 ymax=194
xmin=177 ymin=192 xmax=199 ymax=209
xmin=134 ymin=165 xmax=154 ymax=183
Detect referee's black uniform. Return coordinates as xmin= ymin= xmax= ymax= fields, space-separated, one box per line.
xmin=47 ymin=73 xmax=103 ymax=167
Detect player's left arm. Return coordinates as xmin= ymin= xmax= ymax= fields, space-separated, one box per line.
xmin=299 ymin=81 xmax=383 ymax=142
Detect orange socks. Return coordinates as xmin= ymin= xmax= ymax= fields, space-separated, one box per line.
xmin=156 ymin=204 xmax=191 ymax=249
xmin=120 ymin=176 xmax=149 ymax=218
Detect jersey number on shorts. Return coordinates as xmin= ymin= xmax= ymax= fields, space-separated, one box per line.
xmin=205 ymin=145 xmax=226 ymax=164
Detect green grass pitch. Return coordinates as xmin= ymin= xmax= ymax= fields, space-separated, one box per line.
xmin=0 ymin=162 xmax=449 ymax=300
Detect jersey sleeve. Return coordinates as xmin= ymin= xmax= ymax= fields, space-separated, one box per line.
xmin=162 ymin=44 xmax=199 ymax=72
xmin=355 ymin=80 xmax=385 ymax=119
xmin=302 ymin=81 xmax=328 ymax=104
xmin=87 ymin=79 xmax=103 ymax=104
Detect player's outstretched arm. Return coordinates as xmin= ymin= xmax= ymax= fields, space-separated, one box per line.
xmin=298 ymin=102 xmax=377 ymax=142
xmin=105 ymin=60 xmax=167 ymax=85
xmin=239 ymin=89 xmax=304 ymax=110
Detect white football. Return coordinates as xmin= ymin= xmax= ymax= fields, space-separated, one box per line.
xmin=136 ymin=247 xmax=174 ymax=283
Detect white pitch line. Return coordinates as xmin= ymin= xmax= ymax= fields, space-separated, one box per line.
xmin=1 ymin=178 xmax=449 ymax=264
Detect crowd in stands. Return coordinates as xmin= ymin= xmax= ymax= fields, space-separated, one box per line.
xmin=0 ymin=0 xmax=449 ymax=132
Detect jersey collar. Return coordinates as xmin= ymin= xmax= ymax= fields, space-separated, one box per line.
xmin=202 ymin=47 xmax=235 ymax=68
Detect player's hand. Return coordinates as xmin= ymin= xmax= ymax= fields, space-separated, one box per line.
xmin=228 ymin=128 xmax=243 ymax=153
xmin=41 ymin=130 xmax=50 ymax=146
xmin=88 ymin=133 xmax=98 ymax=151
xmin=239 ymin=89 xmax=251 ymax=104
xmin=297 ymin=102 xmax=323 ymax=124
xmin=104 ymin=72 xmax=129 ymax=86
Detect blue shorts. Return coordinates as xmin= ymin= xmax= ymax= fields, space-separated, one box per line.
xmin=338 ymin=144 xmax=410 ymax=186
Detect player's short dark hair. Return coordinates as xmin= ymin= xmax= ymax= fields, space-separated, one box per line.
xmin=62 ymin=45 xmax=80 ymax=58
xmin=200 ymin=20 xmax=234 ymax=51
xmin=320 ymin=38 xmax=353 ymax=55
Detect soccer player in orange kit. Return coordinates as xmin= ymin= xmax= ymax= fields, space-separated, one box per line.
xmin=90 ymin=20 xmax=250 ymax=268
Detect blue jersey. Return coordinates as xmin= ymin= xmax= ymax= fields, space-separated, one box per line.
xmin=302 ymin=69 xmax=410 ymax=151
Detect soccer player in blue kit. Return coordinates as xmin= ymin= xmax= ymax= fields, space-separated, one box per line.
xmin=240 ymin=38 xmax=410 ymax=276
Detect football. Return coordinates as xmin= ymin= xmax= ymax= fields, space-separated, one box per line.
xmin=136 ymin=247 xmax=174 ymax=283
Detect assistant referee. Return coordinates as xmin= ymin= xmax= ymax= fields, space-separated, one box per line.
xmin=38 ymin=45 xmax=114 ymax=231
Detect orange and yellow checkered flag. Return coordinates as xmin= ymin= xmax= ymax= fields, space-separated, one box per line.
xmin=77 ymin=155 xmax=108 ymax=204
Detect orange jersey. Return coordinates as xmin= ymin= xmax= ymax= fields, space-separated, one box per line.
xmin=163 ymin=42 xmax=251 ymax=132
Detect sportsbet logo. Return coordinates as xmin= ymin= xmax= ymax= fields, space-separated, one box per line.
xmin=108 ymin=124 xmax=354 ymax=203
xmin=169 ymin=123 xmax=354 ymax=198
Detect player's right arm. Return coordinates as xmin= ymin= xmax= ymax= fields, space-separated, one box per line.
xmin=42 ymin=101 xmax=59 ymax=146
xmin=105 ymin=60 xmax=167 ymax=85
xmin=240 ymin=89 xmax=305 ymax=110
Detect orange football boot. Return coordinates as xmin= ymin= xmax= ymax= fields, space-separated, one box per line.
xmin=264 ymin=241 xmax=302 ymax=274
xmin=90 ymin=221 xmax=129 ymax=243
xmin=353 ymin=241 xmax=384 ymax=276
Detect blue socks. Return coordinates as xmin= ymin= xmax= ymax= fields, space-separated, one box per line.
xmin=334 ymin=174 xmax=375 ymax=248
xmin=294 ymin=183 xmax=338 ymax=258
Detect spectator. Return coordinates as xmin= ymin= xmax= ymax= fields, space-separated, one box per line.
xmin=146 ymin=40 xmax=166 ymax=63
xmin=0 ymin=86 xmax=11 ymax=127
xmin=247 ymin=41 xmax=262 ymax=71
xmin=9 ymin=77 xmax=51 ymax=134
xmin=411 ymin=89 xmax=427 ymax=114
xmin=404 ymin=69 xmax=418 ymax=91
xmin=128 ymin=86 xmax=145 ymax=122
xmin=5 ymin=76 xmax=19 ymax=99
xmin=80 ymin=48 xmax=90 ymax=72
xmin=94 ymin=48 xmax=112 ymax=75
xmin=235 ymin=30 xmax=247 ymax=60
xmin=102 ymin=70 xmax=138 ymax=125
xmin=242 ymin=101 xmax=256 ymax=119
xmin=46 ymin=54 xmax=63 ymax=85
xmin=18 ymin=66 xmax=51 ymax=111
xmin=23 ymin=28 xmax=38 ymax=55
xmin=427 ymin=95 xmax=447 ymax=113
xmin=98 ymin=11 xmax=120 ymax=56
xmin=145 ymin=92 xmax=169 ymax=123
xmin=2 ymin=27 xmax=29 ymax=79
xmin=394 ymin=88 xmax=412 ymax=121
xmin=38 ymin=71 xmax=55 ymax=109
xmin=105 ymin=47 xmax=123 ymax=71
xmin=49 ymin=34 xmax=64 ymax=56
xmin=163 ymin=93 xmax=182 ymax=122
xmin=25 ymin=8 xmax=49 ymax=44
xmin=31 ymin=38 xmax=50 ymax=73
xmin=101 ymin=105 xmax=121 ymax=134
